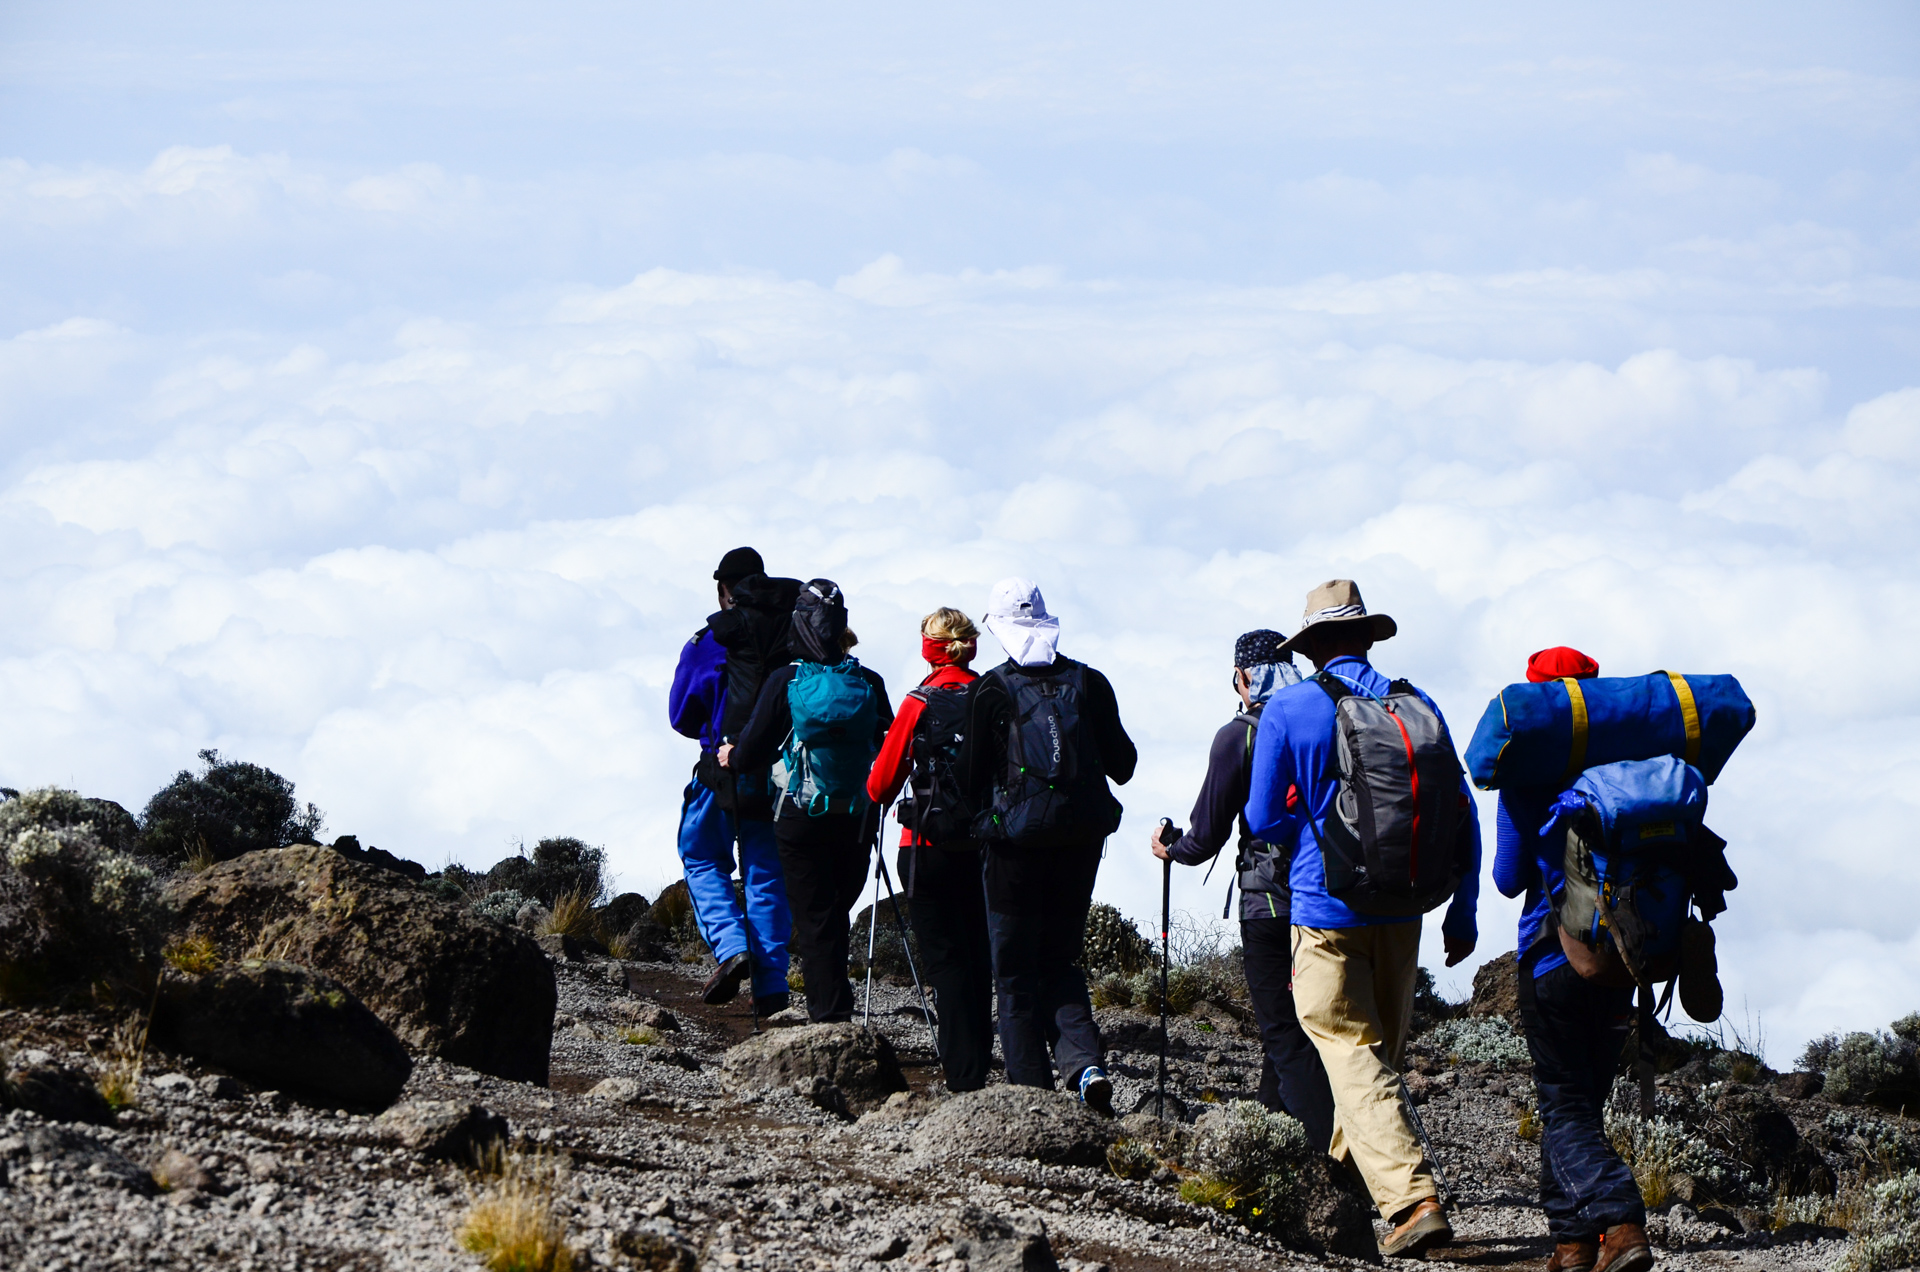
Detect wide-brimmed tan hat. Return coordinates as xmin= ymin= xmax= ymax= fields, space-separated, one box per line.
xmin=1275 ymin=579 xmax=1397 ymax=657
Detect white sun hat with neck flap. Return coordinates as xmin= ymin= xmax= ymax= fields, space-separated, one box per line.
xmin=983 ymin=576 xmax=1061 ymax=667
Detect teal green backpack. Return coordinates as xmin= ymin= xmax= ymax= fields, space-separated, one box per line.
xmin=775 ymin=659 xmax=879 ymax=817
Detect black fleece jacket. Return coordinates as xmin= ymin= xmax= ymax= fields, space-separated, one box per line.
xmin=958 ymin=656 xmax=1137 ymax=803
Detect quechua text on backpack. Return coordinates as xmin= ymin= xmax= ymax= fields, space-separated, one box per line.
xmin=900 ymin=683 xmax=973 ymax=844
xmin=774 ymin=658 xmax=880 ymax=818
xmin=971 ymin=662 xmax=1122 ymax=847
xmin=1315 ymin=673 xmax=1473 ymax=915
xmin=1547 ymin=755 xmax=1734 ymax=1019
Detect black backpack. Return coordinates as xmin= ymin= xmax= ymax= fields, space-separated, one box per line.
xmin=899 ymin=683 xmax=972 ymax=844
xmin=971 ymin=661 xmax=1123 ymax=847
xmin=1315 ymin=673 xmax=1473 ymax=915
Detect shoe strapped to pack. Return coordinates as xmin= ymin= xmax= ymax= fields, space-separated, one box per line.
xmin=1077 ymin=1066 xmax=1113 ymax=1116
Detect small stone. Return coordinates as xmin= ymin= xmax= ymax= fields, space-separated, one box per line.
xmin=152 ymin=1072 xmax=196 ymax=1093
xmin=608 ymin=999 xmax=679 ymax=1031
xmin=153 ymin=1148 xmax=215 ymax=1193
xmin=587 ymin=1077 xmax=647 ymax=1105
xmin=377 ymin=1100 xmax=509 ymax=1161
xmin=644 ymin=1196 xmax=675 ymax=1218
xmin=244 ymin=1151 xmax=281 ymax=1180
xmin=199 ymin=1074 xmax=245 ymax=1100
xmin=863 ymin=1235 xmax=909 ymax=1261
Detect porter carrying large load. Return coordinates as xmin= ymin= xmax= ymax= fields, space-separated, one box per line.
xmin=1464 ymin=670 xmax=1755 ymax=789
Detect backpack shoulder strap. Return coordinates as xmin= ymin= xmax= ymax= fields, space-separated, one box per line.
xmin=1313 ymin=670 xmax=1349 ymax=705
xmin=1387 ymin=678 xmax=1417 ymax=697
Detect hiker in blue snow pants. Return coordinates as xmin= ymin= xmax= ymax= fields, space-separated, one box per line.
xmin=668 ymin=547 xmax=793 ymax=1008
xmin=675 ymin=782 xmax=791 ymax=1002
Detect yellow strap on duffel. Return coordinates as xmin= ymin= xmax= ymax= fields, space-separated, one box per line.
xmin=1561 ymin=677 xmax=1589 ymax=780
xmin=1665 ymin=671 xmax=1702 ymax=764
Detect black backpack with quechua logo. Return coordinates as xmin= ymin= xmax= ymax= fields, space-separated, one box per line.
xmin=971 ymin=661 xmax=1123 ymax=848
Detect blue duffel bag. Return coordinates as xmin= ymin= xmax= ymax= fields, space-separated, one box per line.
xmin=1464 ymin=671 xmax=1755 ymax=789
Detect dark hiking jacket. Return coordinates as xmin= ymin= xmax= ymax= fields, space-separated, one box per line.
xmin=1167 ymin=703 xmax=1296 ymax=923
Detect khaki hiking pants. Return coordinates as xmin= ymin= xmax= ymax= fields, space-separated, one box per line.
xmin=1291 ymin=921 xmax=1436 ymax=1220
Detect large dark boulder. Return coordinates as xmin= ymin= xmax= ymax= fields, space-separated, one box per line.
xmin=166 ymin=846 xmax=556 ymax=1084
xmin=154 ymin=960 xmax=412 ymax=1109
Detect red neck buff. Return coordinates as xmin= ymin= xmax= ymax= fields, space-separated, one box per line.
xmin=923 ymin=635 xmax=975 ymax=666
xmin=1526 ymin=646 xmax=1600 ymax=682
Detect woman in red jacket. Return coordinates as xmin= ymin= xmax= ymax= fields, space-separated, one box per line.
xmin=867 ymin=607 xmax=993 ymax=1092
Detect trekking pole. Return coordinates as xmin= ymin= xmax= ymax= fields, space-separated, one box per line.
xmin=875 ymin=815 xmax=940 ymax=1060
xmin=1157 ymin=818 xmax=1174 ymax=1120
xmin=862 ymin=858 xmax=881 ymax=1027
xmin=1398 ymin=1070 xmax=1452 ymax=1206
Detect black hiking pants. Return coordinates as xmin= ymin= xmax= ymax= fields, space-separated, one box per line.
xmin=1240 ymin=916 xmax=1337 ymax=1153
xmin=899 ymin=842 xmax=995 ymax=1092
xmin=1520 ymin=959 xmax=1646 ymax=1241
xmin=775 ymin=809 xmax=871 ymax=1023
xmin=984 ymin=838 xmax=1104 ymax=1091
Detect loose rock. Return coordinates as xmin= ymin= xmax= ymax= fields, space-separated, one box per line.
xmin=720 ymin=1023 xmax=906 ymax=1113
xmin=4 ymin=1061 xmax=115 ymax=1125
xmin=913 ymin=1086 xmax=1118 ymax=1167
xmin=376 ymin=1099 xmax=508 ymax=1160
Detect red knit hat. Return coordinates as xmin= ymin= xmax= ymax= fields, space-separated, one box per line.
xmin=1526 ymin=646 xmax=1600 ymax=683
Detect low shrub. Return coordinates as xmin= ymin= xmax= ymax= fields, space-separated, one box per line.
xmin=162 ymin=935 xmax=220 ymax=974
xmin=1835 ymin=1170 xmax=1920 ymax=1272
xmin=140 ymin=749 xmax=324 ymax=865
xmin=1802 ymin=1024 xmax=1920 ymax=1108
xmin=1081 ymin=903 xmax=1152 ymax=979
xmin=1183 ymin=1100 xmax=1318 ymax=1236
xmin=1606 ymin=1106 xmax=1740 ymax=1207
xmin=1090 ymin=972 xmax=1133 ymax=1010
xmin=1422 ymin=1015 xmax=1531 ymax=1069
xmin=0 ymin=788 xmax=171 ymax=1000
xmin=473 ymin=890 xmax=532 ymax=927
xmin=482 ymin=838 xmax=607 ymax=909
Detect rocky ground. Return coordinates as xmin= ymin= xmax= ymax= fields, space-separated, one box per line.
xmin=0 ymin=942 xmax=1880 ymax=1272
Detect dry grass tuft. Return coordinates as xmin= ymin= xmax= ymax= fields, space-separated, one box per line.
xmin=1516 ymin=1108 xmax=1542 ymax=1143
xmin=162 ymin=934 xmax=221 ymax=975
xmin=618 ymin=1026 xmax=660 ymax=1047
xmin=461 ymin=1146 xmax=575 ymax=1272
xmin=537 ymin=890 xmax=596 ymax=941
xmin=603 ymin=931 xmax=634 ymax=960
xmin=184 ymin=833 xmax=216 ymax=875
xmin=93 ymin=1012 xmax=151 ymax=1111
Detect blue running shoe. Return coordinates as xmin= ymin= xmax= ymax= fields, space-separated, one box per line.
xmin=1078 ymin=1065 xmax=1113 ymax=1116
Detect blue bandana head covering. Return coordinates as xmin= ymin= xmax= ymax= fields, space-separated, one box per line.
xmin=1241 ymin=661 xmax=1302 ymax=707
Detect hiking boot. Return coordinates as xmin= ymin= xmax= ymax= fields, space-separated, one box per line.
xmin=1379 ymin=1197 xmax=1452 ymax=1259
xmin=1547 ymin=1239 xmax=1599 ymax=1272
xmin=753 ymin=992 xmax=790 ymax=1016
xmin=1593 ymin=1223 xmax=1653 ymax=1272
xmin=701 ymin=952 xmax=752 ymax=1005
xmin=1077 ymin=1066 xmax=1113 ymax=1116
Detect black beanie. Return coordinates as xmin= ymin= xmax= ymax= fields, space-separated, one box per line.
xmin=714 ymin=546 xmax=765 ymax=583
xmin=1234 ymin=629 xmax=1289 ymax=668
xmin=790 ymin=579 xmax=849 ymax=663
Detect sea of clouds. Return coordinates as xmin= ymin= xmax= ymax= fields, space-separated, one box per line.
xmin=1 ymin=1 xmax=1915 ymax=1061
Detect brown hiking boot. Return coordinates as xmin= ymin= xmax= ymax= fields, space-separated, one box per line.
xmin=1380 ymin=1197 xmax=1452 ymax=1258
xmin=1593 ymin=1223 xmax=1654 ymax=1272
xmin=1547 ymin=1239 xmax=1599 ymax=1272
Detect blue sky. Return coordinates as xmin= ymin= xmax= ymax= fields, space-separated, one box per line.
xmin=1 ymin=2 xmax=1916 ymax=1061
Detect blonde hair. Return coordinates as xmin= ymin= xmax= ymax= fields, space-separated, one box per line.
xmin=922 ymin=608 xmax=979 ymax=665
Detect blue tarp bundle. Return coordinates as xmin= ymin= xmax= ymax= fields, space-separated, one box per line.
xmin=1464 ymin=671 xmax=1755 ymax=790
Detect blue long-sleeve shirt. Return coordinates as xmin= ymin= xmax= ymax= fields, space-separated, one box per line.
xmin=667 ymin=628 xmax=728 ymax=753
xmin=1246 ymin=656 xmax=1480 ymax=941
xmin=1491 ymin=787 xmax=1568 ymax=978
